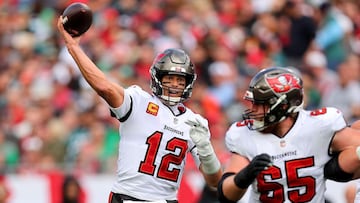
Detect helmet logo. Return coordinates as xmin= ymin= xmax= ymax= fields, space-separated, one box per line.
xmin=266 ymin=73 xmax=301 ymax=93
xmin=244 ymin=90 xmax=253 ymax=100
xmin=170 ymin=66 xmax=185 ymax=72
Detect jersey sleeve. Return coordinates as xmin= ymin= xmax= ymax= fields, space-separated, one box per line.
xmin=225 ymin=123 xmax=239 ymax=153
xmin=225 ymin=122 xmax=250 ymax=155
xmin=109 ymin=85 xmax=144 ymax=122
xmin=318 ymin=107 xmax=347 ymax=132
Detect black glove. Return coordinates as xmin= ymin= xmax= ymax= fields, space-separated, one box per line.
xmin=234 ymin=153 xmax=272 ymax=189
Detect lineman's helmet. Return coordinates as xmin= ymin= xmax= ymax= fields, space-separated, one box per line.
xmin=243 ymin=67 xmax=304 ymax=131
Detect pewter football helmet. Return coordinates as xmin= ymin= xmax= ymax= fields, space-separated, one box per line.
xmin=150 ymin=48 xmax=196 ymax=106
xmin=242 ymin=67 xmax=304 ymax=131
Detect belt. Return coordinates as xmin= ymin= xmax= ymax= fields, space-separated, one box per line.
xmin=112 ymin=193 xmax=178 ymax=203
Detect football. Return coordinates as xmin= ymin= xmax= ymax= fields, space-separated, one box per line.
xmin=61 ymin=2 xmax=93 ymax=37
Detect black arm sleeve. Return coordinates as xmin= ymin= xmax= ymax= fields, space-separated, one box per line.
xmin=324 ymin=153 xmax=354 ymax=182
xmin=217 ymin=172 xmax=238 ymax=203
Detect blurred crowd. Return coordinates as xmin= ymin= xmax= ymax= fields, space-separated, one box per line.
xmin=0 ymin=0 xmax=360 ymax=188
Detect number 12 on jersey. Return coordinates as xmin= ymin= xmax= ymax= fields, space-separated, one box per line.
xmin=138 ymin=131 xmax=188 ymax=182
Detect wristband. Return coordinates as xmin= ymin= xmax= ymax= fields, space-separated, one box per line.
xmin=198 ymin=144 xmax=221 ymax=174
xmin=200 ymin=152 xmax=221 ymax=175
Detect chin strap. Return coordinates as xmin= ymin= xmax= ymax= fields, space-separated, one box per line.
xmin=160 ymin=95 xmax=181 ymax=106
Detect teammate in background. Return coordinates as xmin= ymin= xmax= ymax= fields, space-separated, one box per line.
xmin=57 ymin=17 xmax=222 ymax=203
xmin=217 ymin=67 xmax=360 ymax=203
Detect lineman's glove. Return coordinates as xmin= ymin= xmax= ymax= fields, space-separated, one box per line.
xmin=234 ymin=153 xmax=272 ymax=189
xmin=185 ymin=114 xmax=220 ymax=174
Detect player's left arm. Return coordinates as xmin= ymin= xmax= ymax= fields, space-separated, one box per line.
xmin=186 ymin=114 xmax=222 ymax=187
xmin=325 ymin=120 xmax=360 ymax=181
xmin=331 ymin=126 xmax=360 ymax=152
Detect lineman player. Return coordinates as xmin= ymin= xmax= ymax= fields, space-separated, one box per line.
xmin=218 ymin=67 xmax=360 ymax=203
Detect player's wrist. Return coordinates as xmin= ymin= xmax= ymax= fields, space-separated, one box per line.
xmin=199 ymin=151 xmax=221 ymax=174
xmin=234 ymin=169 xmax=254 ymax=189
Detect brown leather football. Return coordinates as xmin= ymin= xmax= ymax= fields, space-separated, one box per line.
xmin=62 ymin=2 xmax=93 ymax=37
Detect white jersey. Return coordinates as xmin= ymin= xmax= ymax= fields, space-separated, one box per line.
xmin=109 ymin=85 xmax=201 ymax=201
xmin=225 ymin=107 xmax=347 ymax=203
